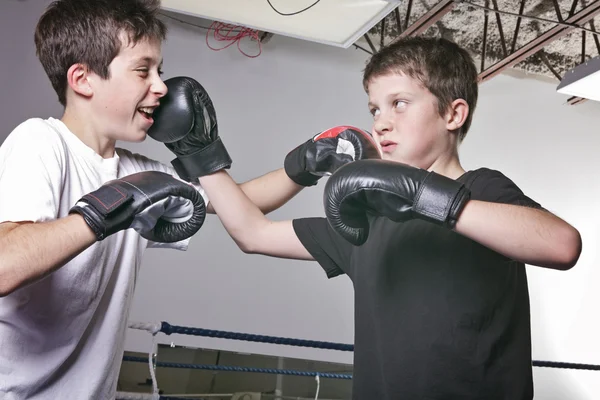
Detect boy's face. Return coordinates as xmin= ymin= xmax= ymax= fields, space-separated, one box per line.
xmin=367 ymin=72 xmax=451 ymax=170
xmin=88 ymin=34 xmax=167 ymax=143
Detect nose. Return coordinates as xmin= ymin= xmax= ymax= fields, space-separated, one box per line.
xmin=373 ymin=114 xmax=392 ymax=137
xmin=152 ymin=77 xmax=168 ymax=98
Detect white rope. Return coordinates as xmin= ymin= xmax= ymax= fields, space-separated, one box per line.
xmin=314 ymin=374 xmax=320 ymax=400
xmin=148 ymin=334 xmax=160 ymax=397
xmin=128 ymin=321 xmax=162 ymax=335
xmin=126 ymin=321 xmax=162 ymax=396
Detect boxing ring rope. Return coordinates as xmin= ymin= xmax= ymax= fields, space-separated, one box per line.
xmin=116 ymin=320 xmax=600 ymax=400
xmin=128 ymin=321 xmax=354 ymax=351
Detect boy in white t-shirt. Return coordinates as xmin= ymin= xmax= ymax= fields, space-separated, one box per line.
xmin=0 ymin=0 xmax=309 ymax=398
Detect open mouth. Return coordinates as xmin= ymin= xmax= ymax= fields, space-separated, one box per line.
xmin=137 ymin=107 xmax=155 ymax=122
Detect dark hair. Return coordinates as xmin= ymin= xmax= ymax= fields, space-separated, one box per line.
xmin=363 ymin=36 xmax=479 ymax=141
xmin=34 ymin=0 xmax=168 ymax=106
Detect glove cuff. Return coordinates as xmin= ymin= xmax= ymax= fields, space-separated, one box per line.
xmin=284 ymin=141 xmax=321 ymax=187
xmin=171 ymin=137 xmax=232 ymax=181
xmin=69 ymin=203 xmax=106 ymax=241
xmin=413 ymin=172 xmax=471 ymax=228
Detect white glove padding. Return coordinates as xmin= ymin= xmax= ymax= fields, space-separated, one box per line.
xmin=130 ymin=195 xmax=195 ymax=236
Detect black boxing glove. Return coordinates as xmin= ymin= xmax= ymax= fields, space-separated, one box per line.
xmin=323 ymin=159 xmax=471 ymax=246
xmin=69 ymin=171 xmax=206 ymax=243
xmin=147 ymin=76 xmax=232 ymax=181
xmin=284 ymin=126 xmax=381 ymax=187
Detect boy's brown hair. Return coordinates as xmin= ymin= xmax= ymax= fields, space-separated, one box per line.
xmin=363 ymin=36 xmax=479 ymax=141
xmin=34 ymin=0 xmax=168 ymax=106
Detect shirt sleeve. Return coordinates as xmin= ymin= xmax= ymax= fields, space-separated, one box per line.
xmin=0 ymin=119 xmax=65 ymax=224
xmin=292 ymin=217 xmax=353 ymax=278
xmin=468 ymin=168 xmax=542 ymax=209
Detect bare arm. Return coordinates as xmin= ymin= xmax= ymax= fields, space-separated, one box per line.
xmin=199 ymin=170 xmax=313 ymax=260
xmin=0 ymin=215 xmax=97 ymax=297
xmin=454 ymin=200 xmax=582 ymax=270
xmin=206 ymin=168 xmax=303 ymax=215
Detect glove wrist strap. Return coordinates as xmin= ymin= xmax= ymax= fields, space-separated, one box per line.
xmin=413 ymin=172 xmax=471 ymax=228
xmin=70 ymin=204 xmax=106 ymax=241
xmin=172 ymin=137 xmax=232 ymax=181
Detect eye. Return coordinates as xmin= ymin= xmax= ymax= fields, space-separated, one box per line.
xmin=158 ymin=68 xmax=164 ymax=76
xmin=394 ymin=100 xmax=408 ymax=109
xmin=136 ymin=68 xmax=149 ymax=76
xmin=369 ymin=108 xmax=380 ymax=117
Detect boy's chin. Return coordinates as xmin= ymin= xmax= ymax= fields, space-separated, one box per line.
xmin=382 ymin=153 xmax=399 ymax=162
xmin=118 ymin=131 xmax=148 ymax=143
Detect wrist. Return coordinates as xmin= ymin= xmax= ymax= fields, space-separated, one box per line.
xmin=68 ymin=213 xmax=99 ymax=243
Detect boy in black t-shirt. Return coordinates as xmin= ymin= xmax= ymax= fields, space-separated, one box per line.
xmin=196 ymin=37 xmax=582 ymax=399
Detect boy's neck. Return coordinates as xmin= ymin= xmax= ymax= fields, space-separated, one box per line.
xmin=428 ymin=151 xmax=466 ymax=180
xmin=61 ymin=106 xmax=117 ymax=159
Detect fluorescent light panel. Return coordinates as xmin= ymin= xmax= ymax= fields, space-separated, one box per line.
xmin=160 ymin=0 xmax=400 ymax=48
xmin=557 ymin=55 xmax=600 ymax=102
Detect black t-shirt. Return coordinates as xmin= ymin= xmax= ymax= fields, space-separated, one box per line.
xmin=293 ymin=168 xmax=542 ymax=400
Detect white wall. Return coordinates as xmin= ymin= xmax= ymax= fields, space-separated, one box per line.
xmin=1 ymin=1 xmax=600 ymax=398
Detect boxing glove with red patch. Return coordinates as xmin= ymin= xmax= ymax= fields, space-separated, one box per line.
xmin=284 ymin=126 xmax=381 ymax=187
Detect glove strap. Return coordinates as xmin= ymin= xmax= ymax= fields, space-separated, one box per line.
xmin=69 ymin=188 xmax=134 ymax=240
xmin=171 ymin=137 xmax=232 ymax=181
xmin=413 ymin=172 xmax=471 ymax=228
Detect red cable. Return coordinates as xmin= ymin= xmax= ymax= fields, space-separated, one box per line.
xmin=205 ymin=21 xmax=262 ymax=58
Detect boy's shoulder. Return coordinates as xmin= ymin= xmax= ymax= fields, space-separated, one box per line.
xmin=461 ymin=166 xmax=539 ymax=206
xmin=8 ymin=117 xmax=62 ymax=140
xmin=461 ymin=166 xmax=517 ymax=189
xmin=4 ymin=117 xmax=66 ymax=152
xmin=463 ymin=166 xmax=510 ymax=180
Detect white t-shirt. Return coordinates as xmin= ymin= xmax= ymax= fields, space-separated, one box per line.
xmin=0 ymin=117 xmax=209 ymax=399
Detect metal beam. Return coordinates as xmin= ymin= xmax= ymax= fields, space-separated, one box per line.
xmin=479 ymin=0 xmax=600 ymax=82
xmin=399 ymin=0 xmax=454 ymax=38
xmin=567 ymin=96 xmax=588 ymax=104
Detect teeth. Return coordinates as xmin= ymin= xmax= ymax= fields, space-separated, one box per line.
xmin=138 ymin=107 xmax=154 ymax=115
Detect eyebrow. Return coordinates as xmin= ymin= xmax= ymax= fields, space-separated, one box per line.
xmin=368 ymin=92 xmax=413 ymax=108
xmin=132 ymin=56 xmax=163 ymax=66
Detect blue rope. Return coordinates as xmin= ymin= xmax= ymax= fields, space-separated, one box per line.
xmin=152 ymin=322 xmax=600 ymax=372
xmin=123 ymin=355 xmax=352 ymax=380
xmin=160 ymin=321 xmax=354 ymax=352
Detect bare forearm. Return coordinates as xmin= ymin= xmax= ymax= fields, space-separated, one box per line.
xmin=200 ymin=171 xmax=273 ymax=250
xmin=207 ymin=168 xmax=303 ymax=215
xmin=454 ymin=200 xmax=582 ymax=270
xmin=199 ymin=171 xmax=312 ymax=259
xmin=0 ymin=215 xmax=97 ymax=296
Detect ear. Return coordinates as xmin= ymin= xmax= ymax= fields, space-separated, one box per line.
xmin=66 ymin=63 xmax=93 ymax=99
xmin=444 ymin=98 xmax=469 ymax=132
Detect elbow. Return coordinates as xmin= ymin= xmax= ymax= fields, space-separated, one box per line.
xmin=230 ymin=223 xmax=270 ymax=255
xmin=0 ymin=287 xmax=14 ymax=298
xmin=0 ymin=269 xmax=19 ymax=298
xmin=552 ymin=225 xmax=582 ymax=271
xmin=0 ymin=257 xmax=30 ymax=297
xmin=234 ymin=235 xmax=261 ymax=255
xmin=238 ymin=240 xmax=265 ymax=255
xmin=237 ymin=240 xmax=254 ymax=254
